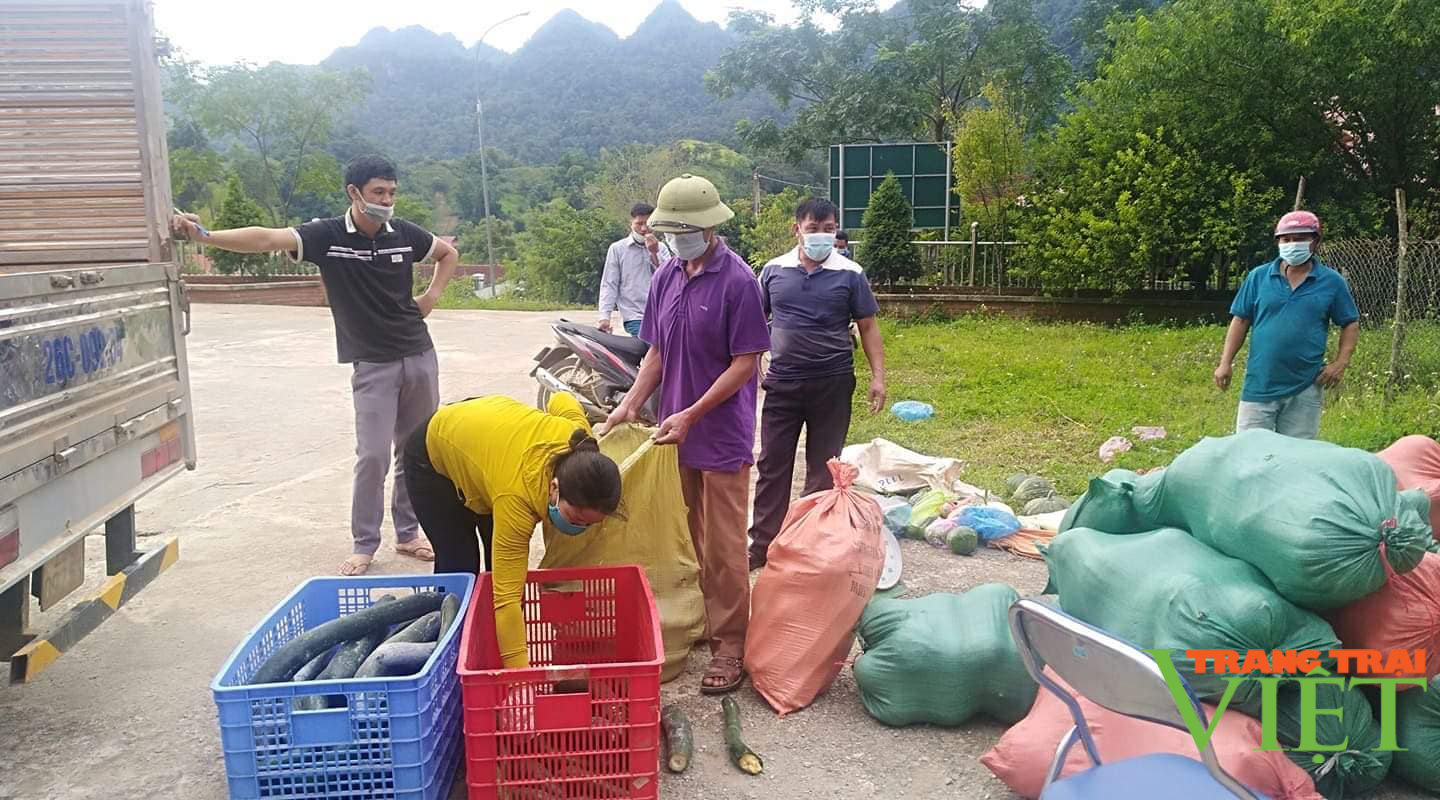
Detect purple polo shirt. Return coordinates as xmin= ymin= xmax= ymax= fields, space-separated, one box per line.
xmin=640 ymin=238 xmax=770 ymax=472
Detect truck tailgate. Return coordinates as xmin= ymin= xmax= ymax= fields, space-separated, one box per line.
xmin=0 ymin=262 xmax=195 ymax=593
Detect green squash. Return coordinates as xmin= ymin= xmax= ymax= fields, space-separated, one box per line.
xmin=1013 ymin=476 xmax=1057 ymax=504
xmin=1023 ymin=496 xmax=1072 ymax=516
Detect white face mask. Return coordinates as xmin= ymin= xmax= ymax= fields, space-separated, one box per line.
xmin=665 ymin=230 xmax=709 ymax=261
xmin=631 ymin=231 xmax=646 ymax=245
xmin=352 ymin=191 xmax=394 ymax=223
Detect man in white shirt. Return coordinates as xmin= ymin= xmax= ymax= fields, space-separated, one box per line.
xmin=598 ymin=202 xmax=672 ymax=336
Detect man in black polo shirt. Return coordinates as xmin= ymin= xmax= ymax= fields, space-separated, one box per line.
xmin=171 ymin=155 xmax=458 ymax=575
xmin=748 ymin=197 xmax=887 ymax=571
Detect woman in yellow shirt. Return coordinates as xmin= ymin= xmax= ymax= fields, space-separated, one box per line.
xmin=401 ymin=392 xmax=621 ymax=668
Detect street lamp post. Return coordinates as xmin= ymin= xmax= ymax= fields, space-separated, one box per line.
xmin=475 ymin=11 xmax=529 ymax=297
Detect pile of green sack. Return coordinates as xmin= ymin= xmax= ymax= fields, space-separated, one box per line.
xmin=1044 ymin=430 xmax=1437 ymax=798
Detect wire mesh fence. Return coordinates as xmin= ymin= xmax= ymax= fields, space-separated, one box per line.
xmin=1320 ymin=238 xmax=1440 ymax=397
xmin=1323 ymin=239 xmax=1440 ymax=323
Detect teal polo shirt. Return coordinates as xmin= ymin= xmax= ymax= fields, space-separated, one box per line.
xmin=1230 ymin=257 xmax=1359 ymax=403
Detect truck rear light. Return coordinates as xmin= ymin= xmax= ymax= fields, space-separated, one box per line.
xmin=0 ymin=505 xmax=16 ymax=570
xmin=0 ymin=529 xmax=17 ymax=570
xmin=141 ymin=422 xmax=183 ymax=479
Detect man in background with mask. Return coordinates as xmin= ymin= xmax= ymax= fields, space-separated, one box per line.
xmin=1215 ymin=210 xmax=1358 ymax=439
xmin=598 ymin=202 xmax=672 ymax=336
xmin=747 ymin=197 xmax=886 ymax=570
xmin=170 ymin=154 xmax=458 ymax=575
xmin=597 ymin=173 xmax=770 ymax=695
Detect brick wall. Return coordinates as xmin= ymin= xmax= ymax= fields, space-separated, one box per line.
xmin=185 ymin=276 xmax=326 ymax=307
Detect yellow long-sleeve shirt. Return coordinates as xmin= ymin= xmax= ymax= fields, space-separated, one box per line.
xmin=425 ymin=393 xmax=590 ymax=668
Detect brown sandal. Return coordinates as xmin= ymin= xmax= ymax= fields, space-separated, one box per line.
xmin=700 ymin=656 xmax=746 ymax=695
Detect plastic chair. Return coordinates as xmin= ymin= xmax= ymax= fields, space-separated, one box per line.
xmin=1007 ymin=598 xmax=1265 ymax=799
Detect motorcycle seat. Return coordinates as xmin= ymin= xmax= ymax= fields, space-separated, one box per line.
xmin=557 ymin=321 xmax=649 ymax=366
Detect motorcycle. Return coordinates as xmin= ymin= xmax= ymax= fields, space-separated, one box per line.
xmin=531 ymin=320 xmax=658 ymax=424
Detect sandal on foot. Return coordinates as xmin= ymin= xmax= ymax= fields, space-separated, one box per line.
xmin=338 ymin=554 xmax=373 ymax=576
xmin=700 ymin=656 xmax=746 ymax=695
xmin=395 ymin=538 xmax=435 ymax=562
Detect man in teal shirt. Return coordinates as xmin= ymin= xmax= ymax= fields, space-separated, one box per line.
xmin=1215 ymin=210 xmax=1360 ymax=439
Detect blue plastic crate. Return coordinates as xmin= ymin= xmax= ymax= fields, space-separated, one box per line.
xmin=212 ymin=573 xmax=474 ymax=800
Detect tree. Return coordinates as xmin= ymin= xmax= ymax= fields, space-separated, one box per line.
xmin=859 ymin=174 xmax=921 ymax=284
xmin=1015 ymin=128 xmax=1279 ymax=292
xmin=587 ymin=140 xmax=754 ymax=222
xmin=513 ymin=200 xmax=625 ymax=303
xmin=210 ymin=175 xmax=271 ymax=275
xmin=708 ymin=0 xmax=1069 ymax=162
xmin=456 ymin=217 xmax=517 ymax=265
xmin=1070 ymin=0 xmax=1162 ymax=74
xmin=1051 ymin=0 xmax=1439 ymax=236
xmin=1274 ymin=0 xmax=1440 ymax=204
xmin=392 ymin=195 xmax=434 ymax=231
xmin=169 ymin=146 xmax=225 ymax=214
xmin=589 ymin=143 xmax=687 ymax=222
xmin=741 ymin=189 xmax=802 ymax=268
xmin=453 ymin=149 xmax=595 ymax=222
xmin=180 ymin=63 xmax=367 ymax=225
xmin=951 ymin=85 xmax=1032 ymax=242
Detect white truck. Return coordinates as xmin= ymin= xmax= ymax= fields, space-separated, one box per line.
xmin=0 ymin=0 xmax=196 ymax=682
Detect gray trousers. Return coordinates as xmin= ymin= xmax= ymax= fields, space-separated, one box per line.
xmin=350 ymin=348 xmax=440 ymax=555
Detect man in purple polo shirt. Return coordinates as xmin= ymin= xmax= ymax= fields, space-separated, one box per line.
xmin=599 ymin=173 xmax=770 ymax=695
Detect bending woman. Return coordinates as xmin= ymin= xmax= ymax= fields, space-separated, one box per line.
xmin=402 ymin=393 xmax=621 ymax=667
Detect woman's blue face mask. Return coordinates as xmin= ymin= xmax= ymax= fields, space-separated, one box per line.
xmin=548 ymin=503 xmax=591 ymax=536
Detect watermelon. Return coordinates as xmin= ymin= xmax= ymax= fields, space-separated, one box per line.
xmin=948 ymin=527 xmax=979 ymax=555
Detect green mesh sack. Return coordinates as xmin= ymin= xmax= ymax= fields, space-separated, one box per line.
xmin=1393 ymin=675 xmax=1440 ymax=792
xmin=853 ymin=584 xmax=1037 ymax=727
xmin=1061 ymin=430 xmax=1429 ymax=610
xmin=1059 ymin=468 xmax=1160 ymax=534
xmin=1044 ymin=527 xmax=1340 ymax=715
xmin=1273 ymin=681 xmax=1391 ymax=798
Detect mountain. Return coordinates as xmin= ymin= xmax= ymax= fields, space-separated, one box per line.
xmin=320 ymin=2 xmax=785 ymax=163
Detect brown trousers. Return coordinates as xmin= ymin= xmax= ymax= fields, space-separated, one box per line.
xmin=679 ymin=465 xmax=753 ymax=660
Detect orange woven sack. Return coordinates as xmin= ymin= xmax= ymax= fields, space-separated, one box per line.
xmin=1378 ymin=435 xmax=1440 ymax=539
xmin=1326 ymin=551 xmax=1440 ymax=686
xmin=745 ymin=459 xmax=884 ymax=716
xmin=981 ymin=669 xmax=1323 ymax=800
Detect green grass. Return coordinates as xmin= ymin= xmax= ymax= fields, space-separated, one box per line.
xmin=849 ymin=315 xmax=1440 ymax=499
xmin=425 ymin=275 xmax=585 ymax=312
xmin=438 ymin=294 xmax=585 ymax=312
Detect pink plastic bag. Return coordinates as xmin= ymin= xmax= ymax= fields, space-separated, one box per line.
xmin=1378 ymin=435 xmax=1440 ymax=540
xmin=981 ymin=669 xmax=1322 ymax=800
xmin=746 ymin=460 xmax=885 ymax=716
xmin=1099 ymin=436 xmax=1133 ymax=463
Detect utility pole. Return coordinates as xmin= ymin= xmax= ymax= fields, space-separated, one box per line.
xmin=752 ymin=167 xmax=761 ymax=216
xmin=475 ymin=12 xmax=530 ymax=297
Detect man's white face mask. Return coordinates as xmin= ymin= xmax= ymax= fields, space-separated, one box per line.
xmin=665 ymin=230 xmax=709 ymax=260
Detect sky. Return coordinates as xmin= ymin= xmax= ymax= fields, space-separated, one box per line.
xmin=151 ymin=0 xmax=813 ymax=66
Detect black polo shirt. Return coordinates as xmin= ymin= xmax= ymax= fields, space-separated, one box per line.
xmin=290 ymin=211 xmax=436 ymax=363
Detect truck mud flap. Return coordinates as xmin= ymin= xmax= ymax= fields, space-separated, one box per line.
xmin=8 ymin=537 xmax=179 ymax=684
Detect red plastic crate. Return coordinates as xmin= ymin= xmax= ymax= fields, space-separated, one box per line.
xmin=458 ymin=566 xmax=664 ymax=800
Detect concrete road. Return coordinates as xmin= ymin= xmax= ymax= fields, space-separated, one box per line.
xmin=0 ymin=305 xmax=1427 ymax=800
xmin=0 ymin=305 xmax=561 ymax=800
